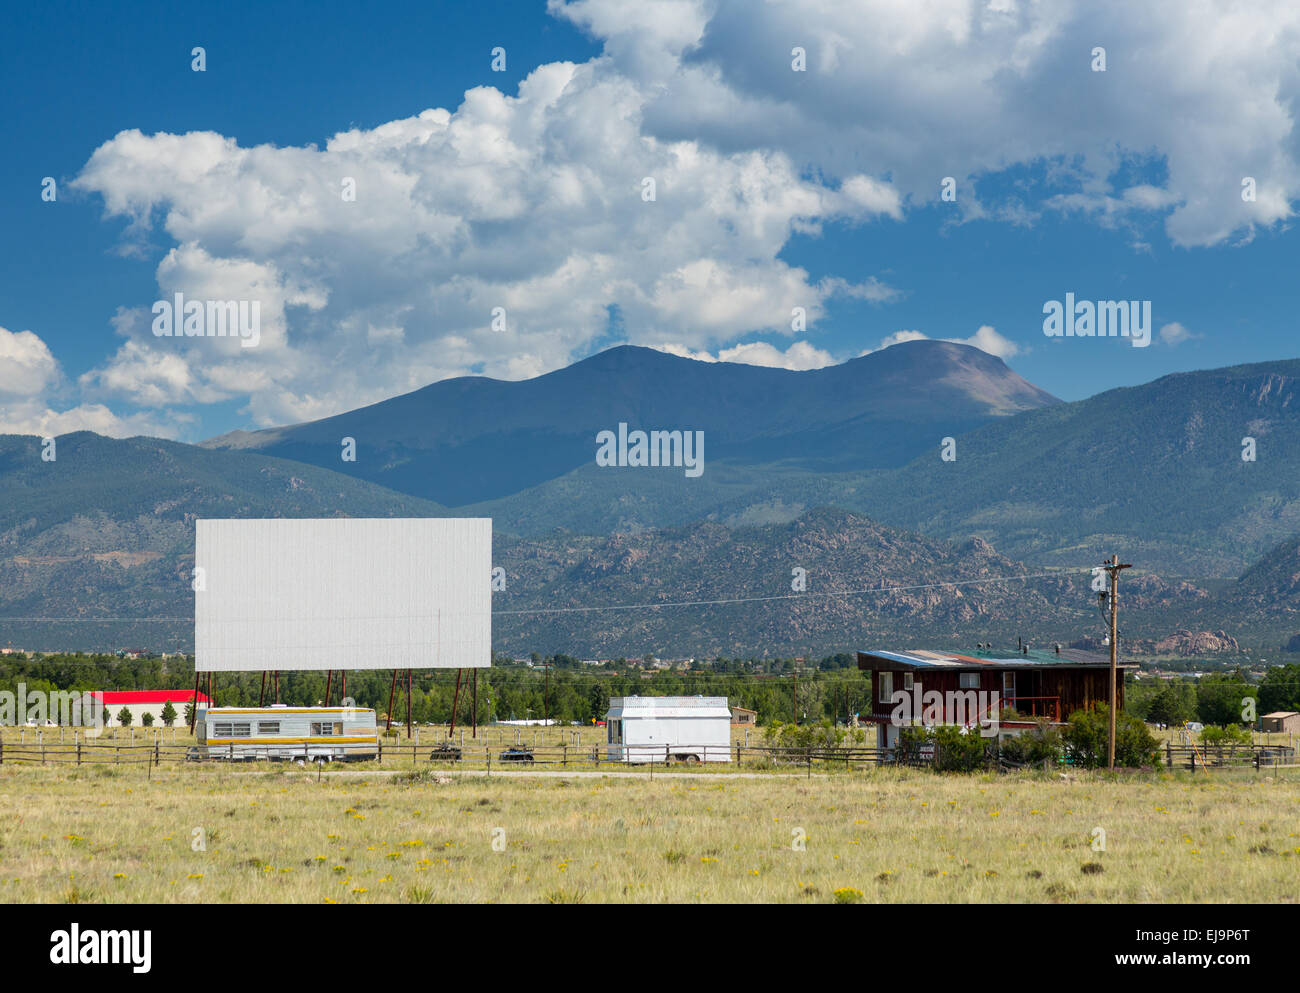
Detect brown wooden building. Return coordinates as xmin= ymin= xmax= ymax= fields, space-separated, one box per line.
xmin=857 ymin=647 xmax=1134 ymax=748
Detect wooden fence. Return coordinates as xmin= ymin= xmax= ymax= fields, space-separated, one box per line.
xmin=0 ymin=739 xmax=896 ymax=770
xmin=1 ymin=738 xmax=1293 ymax=773
xmin=1163 ymin=743 xmax=1297 ymax=771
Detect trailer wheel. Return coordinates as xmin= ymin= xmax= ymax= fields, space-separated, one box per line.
xmin=684 ymin=754 xmax=701 ymax=764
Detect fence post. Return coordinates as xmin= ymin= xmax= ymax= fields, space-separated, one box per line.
xmin=77 ymin=742 xmax=81 ymax=766
xmin=1166 ymin=741 xmax=1171 ymax=767
xmin=562 ymin=744 xmax=567 ymax=767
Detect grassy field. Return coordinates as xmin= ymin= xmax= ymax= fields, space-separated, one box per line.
xmin=2 ymin=762 xmax=1297 ymax=903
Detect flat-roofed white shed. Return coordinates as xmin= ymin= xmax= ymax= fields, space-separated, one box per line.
xmin=605 ymin=696 xmax=732 ymax=763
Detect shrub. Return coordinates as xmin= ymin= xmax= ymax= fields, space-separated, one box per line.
xmin=141 ymin=712 xmax=155 ymax=727
xmin=999 ymin=719 xmax=1063 ymax=766
xmin=1201 ymin=724 xmax=1251 ymax=747
xmin=116 ymin=707 xmax=133 ymax=728
xmin=762 ymin=719 xmax=864 ymax=751
xmin=1063 ymin=705 xmax=1160 ymax=768
xmin=933 ymin=725 xmax=992 ymax=771
xmin=897 ymin=725 xmax=991 ymax=771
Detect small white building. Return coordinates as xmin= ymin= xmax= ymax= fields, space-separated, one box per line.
xmin=605 ymin=696 xmax=732 ymax=763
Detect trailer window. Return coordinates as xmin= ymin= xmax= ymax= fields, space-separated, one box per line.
xmin=257 ymin=722 xmax=280 ymax=735
xmin=310 ymin=722 xmax=343 ymax=736
xmin=214 ymin=723 xmax=250 ymax=737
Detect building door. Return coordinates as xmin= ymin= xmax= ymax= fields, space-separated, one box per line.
xmin=1002 ymin=672 xmax=1016 ymax=709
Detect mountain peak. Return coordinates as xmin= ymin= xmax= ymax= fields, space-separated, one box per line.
xmin=202 ymin=338 xmax=1059 ymax=506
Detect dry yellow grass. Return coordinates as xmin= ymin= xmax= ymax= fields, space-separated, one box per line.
xmin=1 ymin=762 xmax=1297 ymax=903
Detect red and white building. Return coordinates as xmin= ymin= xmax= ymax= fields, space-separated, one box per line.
xmin=91 ymin=690 xmax=212 ymax=727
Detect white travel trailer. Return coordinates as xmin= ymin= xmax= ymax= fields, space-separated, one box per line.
xmin=191 ymin=705 xmax=380 ymax=762
xmin=605 ymin=696 xmax=732 ymax=763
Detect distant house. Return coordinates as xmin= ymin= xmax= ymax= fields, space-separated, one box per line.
xmin=730 ymin=706 xmax=757 ymax=726
xmin=1260 ymin=712 xmax=1300 ymax=734
xmin=92 ymin=690 xmax=212 ymax=727
xmin=857 ymin=647 xmax=1134 ymax=749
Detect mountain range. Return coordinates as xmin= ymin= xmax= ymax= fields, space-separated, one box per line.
xmin=202 ymin=340 xmax=1058 ymax=505
xmin=3 ymin=340 xmax=1299 ymax=656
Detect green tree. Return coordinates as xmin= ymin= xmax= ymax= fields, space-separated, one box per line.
xmin=141 ymin=711 xmax=155 ymax=727
xmin=1147 ymin=682 xmax=1195 ymax=726
xmin=1258 ymin=664 xmax=1300 ymax=714
xmin=116 ymin=707 xmax=133 ymax=728
xmin=160 ymin=700 xmax=178 ymax=727
xmin=1196 ymin=675 xmax=1255 ymax=726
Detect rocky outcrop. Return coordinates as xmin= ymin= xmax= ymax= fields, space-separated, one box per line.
xmin=1153 ymin=630 xmax=1240 ymax=655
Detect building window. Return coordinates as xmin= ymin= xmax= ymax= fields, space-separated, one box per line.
xmin=878 ymin=672 xmax=893 ymax=704
xmin=959 ymin=673 xmax=980 ymax=690
xmin=903 ymin=673 xmax=914 ymax=690
xmin=257 ymin=722 xmax=280 ymax=735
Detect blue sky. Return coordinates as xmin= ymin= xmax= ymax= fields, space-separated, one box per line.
xmin=2 ymin=0 xmax=1297 ymax=441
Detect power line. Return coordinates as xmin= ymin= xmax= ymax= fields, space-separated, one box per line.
xmin=494 ymin=568 xmax=1088 ymax=615
xmin=0 ymin=566 xmax=1095 ymax=625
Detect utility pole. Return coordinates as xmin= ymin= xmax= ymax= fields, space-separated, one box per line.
xmin=1103 ymin=554 xmax=1132 ymax=771
xmin=793 ymin=671 xmax=798 ymax=726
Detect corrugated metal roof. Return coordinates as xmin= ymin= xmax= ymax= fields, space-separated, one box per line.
xmin=858 ymin=648 xmax=1133 ymax=670
xmin=607 ymin=696 xmax=731 ymax=719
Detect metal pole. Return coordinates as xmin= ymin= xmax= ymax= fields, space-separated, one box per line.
xmin=386 ymin=669 xmax=398 ymax=733
xmin=793 ymin=672 xmax=798 ymax=726
xmin=406 ymin=670 xmax=413 ymax=739
xmin=188 ymin=670 xmax=201 ymax=732
xmin=1105 ymin=554 xmax=1131 ymax=771
xmin=472 ymin=669 xmax=478 ymax=739
xmin=451 ymin=668 xmax=464 ymax=736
